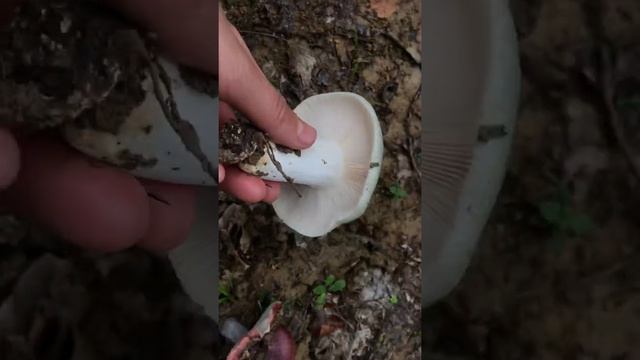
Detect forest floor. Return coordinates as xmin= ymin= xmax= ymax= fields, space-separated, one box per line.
xmin=219 ymin=0 xmax=422 ymax=358
xmin=424 ymin=1 xmax=640 ymax=359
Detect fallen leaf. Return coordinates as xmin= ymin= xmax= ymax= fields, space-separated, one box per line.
xmin=312 ymin=314 xmax=345 ymax=337
xmin=369 ymin=0 xmax=399 ymax=19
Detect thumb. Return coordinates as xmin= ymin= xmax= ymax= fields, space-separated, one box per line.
xmin=218 ymin=12 xmax=316 ymax=149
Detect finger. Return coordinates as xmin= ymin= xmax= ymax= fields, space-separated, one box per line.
xmin=263 ymin=181 xmax=281 ymax=203
xmin=219 ymin=166 xmax=267 ymax=204
xmin=5 ymin=136 xmax=150 ymax=252
xmin=104 ymin=0 xmax=217 ymax=74
xmin=137 ymin=180 xmax=196 ymax=253
xmin=219 ymin=100 xmax=236 ymax=126
xmin=218 ymin=14 xmax=317 ymax=149
xmin=0 ymin=128 xmax=20 ymax=190
xmin=219 ymin=164 xmax=225 ymax=183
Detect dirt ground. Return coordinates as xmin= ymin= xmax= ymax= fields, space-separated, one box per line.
xmin=218 ymin=0 xmax=422 ymax=359
xmin=424 ymin=1 xmax=640 ymax=359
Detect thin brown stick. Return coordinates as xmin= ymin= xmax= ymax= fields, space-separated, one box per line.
xmin=239 ymin=30 xmax=287 ymax=41
xmin=265 ymin=142 xmax=302 ymax=198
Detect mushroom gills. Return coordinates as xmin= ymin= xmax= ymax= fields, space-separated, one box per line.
xmin=234 ymin=92 xmax=383 ymax=237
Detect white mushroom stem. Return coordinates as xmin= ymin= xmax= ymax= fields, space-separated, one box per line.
xmin=239 ymin=139 xmax=344 ymax=187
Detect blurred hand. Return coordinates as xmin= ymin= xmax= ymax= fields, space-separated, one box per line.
xmin=217 ymin=5 xmax=317 ymax=203
xmin=0 ymin=0 xmax=217 ymax=253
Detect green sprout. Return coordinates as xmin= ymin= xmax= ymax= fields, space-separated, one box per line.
xmin=388 ymin=183 xmax=408 ymax=199
xmin=389 ymin=294 xmax=399 ymax=305
xmin=219 ymin=283 xmax=233 ymax=305
xmin=313 ymin=275 xmax=347 ymax=309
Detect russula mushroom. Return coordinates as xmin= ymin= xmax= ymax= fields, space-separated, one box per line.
xmin=422 ymin=0 xmax=520 ymax=306
xmin=234 ymin=92 xmax=384 ymax=237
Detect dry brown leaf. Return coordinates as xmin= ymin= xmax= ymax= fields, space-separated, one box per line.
xmin=369 ymin=0 xmax=400 ymax=18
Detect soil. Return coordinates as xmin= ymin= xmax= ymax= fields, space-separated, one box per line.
xmin=219 ymin=0 xmax=422 ymax=359
xmin=219 ymin=122 xmax=268 ymax=165
xmin=424 ymin=1 xmax=640 ymax=359
xmin=0 ymin=0 xmax=148 ymax=131
xmin=0 ymin=217 xmax=229 ymax=360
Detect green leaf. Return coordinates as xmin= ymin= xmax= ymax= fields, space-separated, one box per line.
xmin=313 ymin=284 xmax=327 ymax=296
xmin=219 ymin=284 xmax=231 ymax=298
xmin=314 ymin=292 xmax=327 ymax=308
xmin=324 ymin=275 xmax=336 ymax=286
xmin=328 ymin=279 xmax=346 ymax=293
xmin=538 ymin=201 xmax=564 ymax=224
xmin=389 ymin=184 xmax=408 ymax=199
xmin=389 ymin=294 xmax=399 ymax=305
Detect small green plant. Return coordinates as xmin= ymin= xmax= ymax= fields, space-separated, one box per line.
xmin=388 ymin=294 xmax=399 ymax=305
xmin=388 ymin=183 xmax=408 ymax=199
xmin=538 ymin=186 xmax=595 ymax=241
xmin=312 ymin=275 xmax=347 ymax=309
xmin=219 ymin=283 xmax=233 ymax=305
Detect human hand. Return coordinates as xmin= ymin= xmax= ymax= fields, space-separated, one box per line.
xmin=218 ymin=5 xmax=317 ymax=203
xmin=0 ymin=0 xmax=216 ymax=253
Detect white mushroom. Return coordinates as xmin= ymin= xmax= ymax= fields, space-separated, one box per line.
xmin=238 ymin=92 xmax=384 ymax=237
xmin=62 ymin=57 xmax=218 ymax=186
xmin=422 ymin=0 xmax=520 ymax=306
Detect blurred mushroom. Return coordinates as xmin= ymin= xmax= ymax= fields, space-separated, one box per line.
xmin=422 ymin=0 xmax=521 ymax=306
xmin=237 ymin=92 xmax=384 ymax=237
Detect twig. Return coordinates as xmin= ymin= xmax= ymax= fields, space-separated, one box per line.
xmin=403 ymin=88 xmax=422 ymax=181
xmin=239 ymin=30 xmax=287 ymax=42
xmin=381 ymin=32 xmax=421 ymax=67
xmin=598 ymin=46 xmax=640 ymax=181
xmin=147 ymin=192 xmax=171 ymax=206
xmin=132 ymin=32 xmax=217 ymax=185
xmin=221 ymin=231 xmax=251 ymax=270
xmin=265 ymin=142 xmax=303 ymax=198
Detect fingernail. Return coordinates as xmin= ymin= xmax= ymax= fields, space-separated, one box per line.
xmin=218 ymin=164 xmax=225 ymax=183
xmin=297 ymin=120 xmax=317 ymax=148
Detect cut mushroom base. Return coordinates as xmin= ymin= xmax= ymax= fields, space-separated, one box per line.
xmin=240 ymin=92 xmax=384 ymax=238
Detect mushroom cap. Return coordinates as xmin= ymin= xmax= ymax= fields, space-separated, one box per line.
xmin=273 ymin=92 xmax=383 ymax=237
xmin=422 ymin=0 xmax=520 ymax=306
xmin=62 ymin=58 xmax=218 ymax=186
